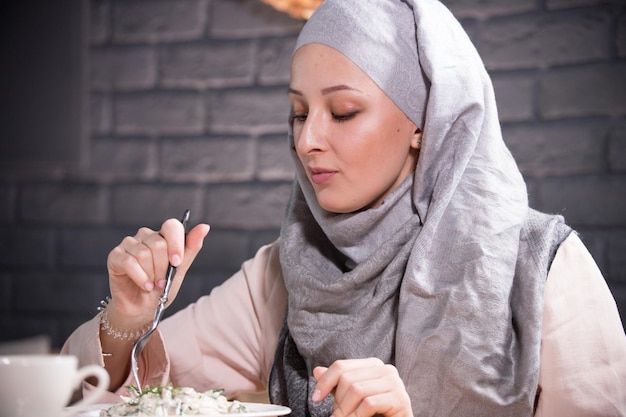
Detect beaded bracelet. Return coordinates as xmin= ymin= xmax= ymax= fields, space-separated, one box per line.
xmin=97 ymin=296 xmax=152 ymax=341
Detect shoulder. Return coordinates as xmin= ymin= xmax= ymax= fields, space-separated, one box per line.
xmin=537 ymin=233 xmax=626 ymax=416
xmin=544 ymin=232 xmax=622 ymax=332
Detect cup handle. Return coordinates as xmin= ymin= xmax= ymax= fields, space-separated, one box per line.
xmin=64 ymin=364 xmax=110 ymax=416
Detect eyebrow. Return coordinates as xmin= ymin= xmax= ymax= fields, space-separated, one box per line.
xmin=288 ymin=84 xmax=361 ymax=96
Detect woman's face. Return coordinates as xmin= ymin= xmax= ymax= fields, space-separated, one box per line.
xmin=289 ymin=43 xmax=421 ymax=214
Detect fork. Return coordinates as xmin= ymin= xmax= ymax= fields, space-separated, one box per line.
xmin=130 ymin=209 xmax=190 ymax=391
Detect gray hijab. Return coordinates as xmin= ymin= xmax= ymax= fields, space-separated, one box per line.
xmin=269 ymin=0 xmax=572 ymax=416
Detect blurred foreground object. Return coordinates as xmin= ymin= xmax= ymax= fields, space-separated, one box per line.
xmin=262 ymin=0 xmax=322 ymax=19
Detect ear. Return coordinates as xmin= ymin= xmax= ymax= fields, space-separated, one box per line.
xmin=411 ymin=128 xmax=423 ymax=150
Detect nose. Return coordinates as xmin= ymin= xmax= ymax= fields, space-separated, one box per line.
xmin=294 ymin=111 xmax=326 ymax=156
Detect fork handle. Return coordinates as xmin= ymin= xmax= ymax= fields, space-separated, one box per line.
xmin=159 ymin=264 xmax=177 ymax=304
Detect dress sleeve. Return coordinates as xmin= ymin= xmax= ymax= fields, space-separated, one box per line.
xmin=535 ymin=233 xmax=626 ymax=416
xmin=60 ymin=240 xmax=287 ymax=401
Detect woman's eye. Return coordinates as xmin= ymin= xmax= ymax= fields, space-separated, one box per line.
xmin=332 ymin=111 xmax=358 ymax=122
xmin=291 ymin=113 xmax=307 ymax=123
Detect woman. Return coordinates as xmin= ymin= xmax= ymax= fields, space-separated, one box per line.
xmin=63 ymin=0 xmax=626 ymax=416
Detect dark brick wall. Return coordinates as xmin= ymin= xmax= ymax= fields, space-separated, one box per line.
xmin=0 ymin=0 xmax=624 ymax=349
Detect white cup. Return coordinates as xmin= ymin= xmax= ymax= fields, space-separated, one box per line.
xmin=0 ymin=354 xmax=110 ymax=417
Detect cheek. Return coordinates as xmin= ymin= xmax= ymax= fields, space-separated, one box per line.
xmin=359 ymin=116 xmax=409 ymax=156
xmin=388 ymin=115 xmax=416 ymax=152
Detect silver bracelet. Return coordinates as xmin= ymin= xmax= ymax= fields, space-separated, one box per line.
xmin=98 ymin=297 xmax=151 ymax=342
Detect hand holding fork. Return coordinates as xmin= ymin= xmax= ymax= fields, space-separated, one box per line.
xmin=130 ymin=210 xmax=190 ymax=391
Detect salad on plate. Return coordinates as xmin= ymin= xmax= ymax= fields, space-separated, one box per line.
xmin=99 ymin=385 xmax=247 ymax=416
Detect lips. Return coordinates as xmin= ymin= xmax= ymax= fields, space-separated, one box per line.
xmin=309 ymin=167 xmax=337 ymax=184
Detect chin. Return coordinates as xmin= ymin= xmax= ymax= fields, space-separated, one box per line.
xmin=316 ymin=196 xmax=360 ymax=214
xmin=313 ymin=185 xmax=369 ymax=213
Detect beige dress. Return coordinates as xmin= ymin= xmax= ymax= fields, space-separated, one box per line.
xmin=62 ymin=233 xmax=626 ymax=416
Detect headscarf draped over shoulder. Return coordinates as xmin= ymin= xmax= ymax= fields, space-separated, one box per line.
xmin=270 ymin=1 xmax=571 ymax=416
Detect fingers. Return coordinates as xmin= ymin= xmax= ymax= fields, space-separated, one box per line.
xmin=159 ymin=218 xmax=186 ymax=267
xmin=333 ymin=367 xmax=406 ymax=417
xmin=107 ymin=230 xmax=162 ymax=292
xmin=313 ymin=359 xmax=412 ymax=417
xmin=313 ymin=358 xmax=383 ymax=401
xmin=313 ymin=366 xmax=329 ymax=385
xmin=160 ymin=219 xmax=210 ymax=267
xmin=183 ymin=223 xmax=211 ymax=264
xmin=155 ymin=223 xmax=210 ymax=290
xmin=137 ymin=227 xmax=171 ymax=289
xmin=107 ymin=219 xmax=210 ymax=293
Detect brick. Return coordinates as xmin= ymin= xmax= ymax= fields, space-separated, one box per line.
xmin=111 ymin=184 xmax=203 ymax=227
xmin=444 ymin=0 xmax=535 ymax=19
xmin=0 ymin=185 xmax=15 ymax=224
xmin=257 ymin=134 xmax=295 ymax=181
xmin=113 ymin=0 xmax=208 ymax=43
xmin=20 ymin=184 xmax=107 ymax=225
xmin=479 ymin=11 xmax=611 ymax=70
xmin=161 ymin=41 xmax=255 ymax=89
xmin=532 ymin=176 xmax=626 ymax=227
xmin=0 ymin=228 xmax=55 ymax=267
xmin=460 ymin=19 xmax=480 ymax=43
xmin=90 ymin=94 xmax=112 ymax=135
xmin=115 ymin=92 xmax=205 ymax=135
xmin=90 ymin=0 xmax=110 ymax=44
xmin=491 ymin=75 xmax=534 ymax=122
xmin=211 ymin=0 xmax=303 ymax=39
xmin=608 ymin=233 xmax=626 ymax=283
xmin=14 ymin=273 xmax=106 ymax=313
xmin=619 ymin=13 xmax=626 ymax=58
xmin=59 ymin=227 xmax=135 ymax=267
xmin=206 ymin=182 xmax=292 ymax=229
xmin=258 ymin=37 xmax=297 ymax=85
xmin=90 ymin=46 xmax=157 ymax=91
xmin=199 ymin=230 xmax=251 ymax=270
xmin=502 ymin=120 xmax=607 ymax=177
xmin=208 ymin=88 xmax=290 ymax=133
xmin=609 ymin=119 xmax=626 ymax=173
xmin=546 ymin=0 xmax=624 ymax=10
xmin=90 ymin=138 xmax=157 ymax=178
xmin=574 ymin=229 xmax=626 ymax=317
xmin=572 ymin=227 xmax=609 ymax=274
xmin=538 ymin=63 xmax=626 ymax=119
xmin=160 ymin=136 xmax=255 ymax=181
xmin=250 ymin=230 xmax=281 ymax=258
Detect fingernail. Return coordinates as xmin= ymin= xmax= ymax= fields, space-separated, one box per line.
xmin=171 ymin=254 xmax=181 ymax=266
xmin=144 ymin=281 xmax=154 ymax=291
xmin=156 ymin=279 xmax=166 ymax=289
xmin=312 ymin=389 xmax=321 ymax=402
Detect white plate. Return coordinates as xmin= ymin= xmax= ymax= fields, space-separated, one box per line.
xmin=67 ymin=402 xmax=291 ymax=417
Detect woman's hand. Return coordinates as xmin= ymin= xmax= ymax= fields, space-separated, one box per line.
xmin=98 ymin=217 xmax=209 ymax=391
xmin=312 ymin=358 xmax=413 ymax=417
xmin=105 ymin=217 xmax=210 ymax=328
